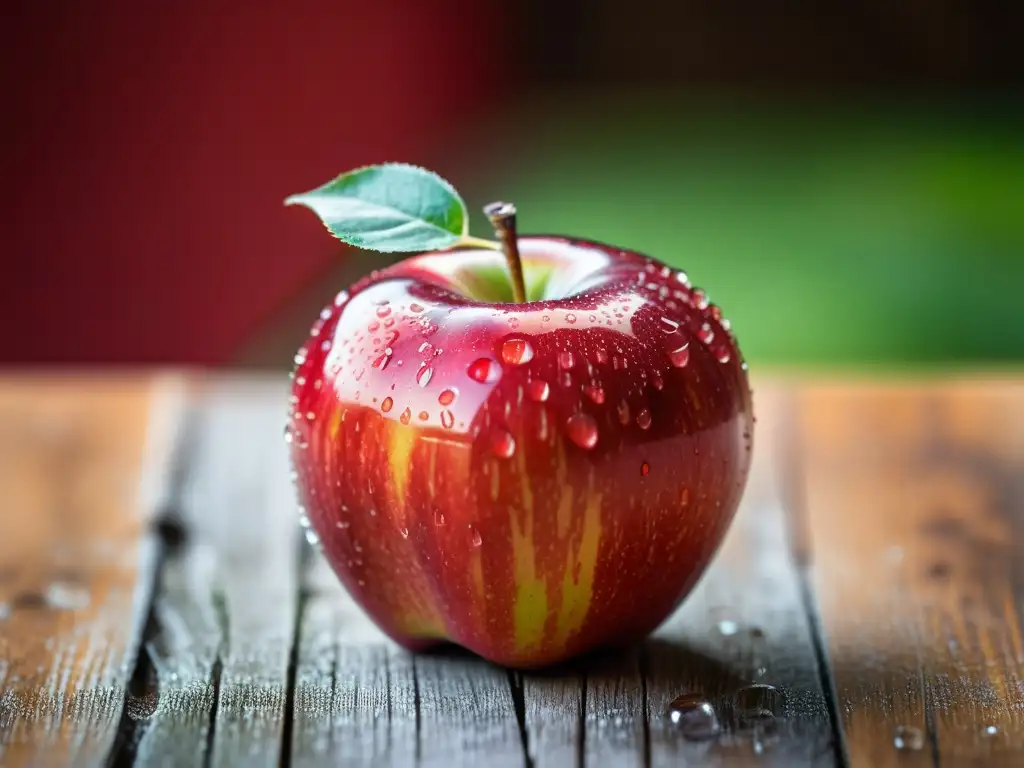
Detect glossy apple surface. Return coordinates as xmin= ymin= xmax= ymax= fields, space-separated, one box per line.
xmin=288 ymin=237 xmax=753 ymax=668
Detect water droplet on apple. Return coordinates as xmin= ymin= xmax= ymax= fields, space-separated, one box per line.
xmin=565 ymin=313 xmax=577 ymax=324
xmin=490 ymin=429 xmax=516 ymax=458
xmin=650 ymin=371 xmax=665 ymax=390
xmin=434 ymin=510 xmax=446 ymax=526
xmin=438 ymin=388 xmax=457 ymax=406
xmin=560 ymin=371 xmax=573 ymax=388
xmin=714 ymin=346 xmax=731 ymax=363
xmin=376 ymin=305 xmax=392 ymax=318
xmin=617 ymin=400 xmax=630 ymax=425
xmin=416 ymin=366 xmax=434 ymax=388
xmin=641 ymin=461 xmax=649 ymax=476
xmin=368 ymin=320 xmax=380 ymax=333
xmin=381 ymin=397 xmax=393 ymax=413
xmin=558 ymin=350 xmax=575 ymax=370
xmin=283 ymin=426 xmax=294 ymax=444
xmin=418 ymin=410 xmax=429 ymax=422
xmin=566 ymin=413 xmax=599 ymax=449
xmin=637 ymin=409 xmax=652 ymax=430
xmin=667 ymin=694 xmax=721 ymax=741
xmin=527 ymin=379 xmax=550 ymax=402
xmin=467 ymin=357 xmax=500 ymax=383
xmin=334 ymin=290 xmax=349 ymax=306
xmin=305 ymin=411 xmax=316 ymax=422
xmin=595 ymin=348 xmax=609 ymax=364
xmin=469 ymin=526 xmax=483 ymax=547
xmin=372 ymin=350 xmax=391 ymax=370
xmin=501 ymin=337 xmax=534 ymax=365
xmin=397 ymin=407 xmax=412 ymax=425
xmin=399 ymin=526 xmax=409 ymax=538
xmin=410 ymin=302 xmax=424 ymax=313
xmin=304 ymin=529 xmax=320 ymax=546
xmin=440 ymin=409 xmax=454 ymax=429
xmin=669 ymin=343 xmax=690 ymax=368
xmin=660 ymin=317 xmax=679 ymax=333
xmin=675 ymin=270 xmax=689 ymax=286
xmin=698 ymin=323 xmax=715 ymax=344
xmin=691 ymin=288 xmax=709 ymax=310
xmin=584 ymin=384 xmax=605 ymax=404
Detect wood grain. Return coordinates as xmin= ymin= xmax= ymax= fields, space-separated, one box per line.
xmin=291 ymin=550 xmax=524 ymax=767
xmin=521 ymin=384 xmax=837 ymax=767
xmin=800 ymin=379 xmax=1024 ymax=767
xmin=0 ymin=374 xmax=184 ymax=766
xmin=132 ymin=378 xmax=300 ymax=767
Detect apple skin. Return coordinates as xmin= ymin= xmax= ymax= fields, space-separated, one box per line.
xmin=288 ymin=236 xmax=753 ymax=669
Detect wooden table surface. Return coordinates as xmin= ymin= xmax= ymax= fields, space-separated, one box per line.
xmin=1 ymin=372 xmax=1022 ymax=767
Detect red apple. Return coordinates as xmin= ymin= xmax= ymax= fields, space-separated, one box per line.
xmin=288 ymin=236 xmax=753 ymax=668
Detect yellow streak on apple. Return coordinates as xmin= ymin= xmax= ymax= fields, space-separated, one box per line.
xmin=555 ymin=477 xmax=602 ymax=647
xmin=389 ymin=425 xmax=417 ymax=503
xmin=512 ymin=453 xmax=547 ymax=652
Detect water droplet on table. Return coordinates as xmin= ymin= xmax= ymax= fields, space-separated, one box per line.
xmin=893 ymin=725 xmax=924 ymax=751
xmin=666 ymin=693 xmax=721 ymax=741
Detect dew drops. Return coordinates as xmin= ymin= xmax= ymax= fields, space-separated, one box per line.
xmin=434 ymin=510 xmax=446 ymax=526
xmin=304 ymin=529 xmax=321 ymax=546
xmin=691 ymin=288 xmax=709 ymax=310
xmin=381 ymin=397 xmax=393 ymax=413
xmin=617 ymin=400 xmax=630 ymax=425
xmin=675 ymin=270 xmax=689 ymax=285
xmin=565 ymin=313 xmax=577 ymax=324
xmin=438 ymin=388 xmax=457 ymax=406
xmin=566 ymin=413 xmax=599 ymax=449
xmin=334 ymin=290 xmax=349 ymax=306
xmin=584 ymin=384 xmax=606 ymax=404
xmin=558 ymin=350 xmax=575 ymax=370
xmin=717 ymin=619 xmax=739 ymax=636
xmin=893 ymin=725 xmax=924 ymax=751
xmin=372 ymin=350 xmax=391 ymax=370
xmin=467 ymin=357 xmax=500 ymax=383
xmin=715 ymin=346 xmax=731 ymax=364
xmin=668 ymin=343 xmax=690 ymax=368
xmin=418 ymin=341 xmax=433 ymax=355
xmin=560 ymin=371 xmax=573 ymax=388
xmin=368 ymin=320 xmax=380 ymax=333
xmin=399 ymin=526 xmax=410 ymax=539
xmin=490 ymin=429 xmax=516 ymax=458
xmin=637 ymin=409 xmax=652 ymax=430
xmin=469 ymin=526 xmax=483 ymax=547
xmin=641 ymin=461 xmax=650 ymax=476
xmin=595 ymin=348 xmax=609 ymax=364
xmin=375 ymin=305 xmax=392 ymax=318
xmin=698 ymin=323 xmax=715 ymax=344
xmin=400 ymin=408 xmax=412 ymax=425
xmin=667 ymin=694 xmax=721 ymax=741
xmin=650 ymin=371 xmax=664 ymax=390
xmin=501 ymin=337 xmax=534 ymax=365
xmin=660 ymin=316 xmax=679 ymax=333
xmin=416 ymin=366 xmax=434 ymax=388
xmin=440 ymin=409 xmax=455 ymax=429
xmin=409 ymin=302 xmax=424 ymax=313
xmin=418 ymin=410 xmax=429 ymax=421
xmin=527 ymin=379 xmax=550 ymax=402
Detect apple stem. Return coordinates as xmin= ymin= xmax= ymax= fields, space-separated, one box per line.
xmin=484 ymin=201 xmax=527 ymax=304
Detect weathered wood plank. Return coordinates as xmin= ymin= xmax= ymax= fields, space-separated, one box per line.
xmin=291 ymin=549 xmax=524 ymax=767
xmin=645 ymin=386 xmax=834 ymax=767
xmin=133 ymin=378 xmax=300 ymax=767
xmin=801 ymin=381 xmax=1024 ymax=766
xmin=521 ymin=383 xmax=836 ymax=766
xmin=0 ymin=374 xmax=184 ymax=766
xmin=290 ymin=552 xmax=418 ymax=767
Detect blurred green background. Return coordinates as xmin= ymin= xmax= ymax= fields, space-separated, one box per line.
xmin=459 ymin=94 xmax=1024 ymax=369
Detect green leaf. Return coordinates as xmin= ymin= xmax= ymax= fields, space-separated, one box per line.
xmin=285 ymin=163 xmax=469 ymax=252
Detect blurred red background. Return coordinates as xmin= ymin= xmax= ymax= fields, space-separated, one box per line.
xmin=1 ymin=0 xmax=501 ymax=364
